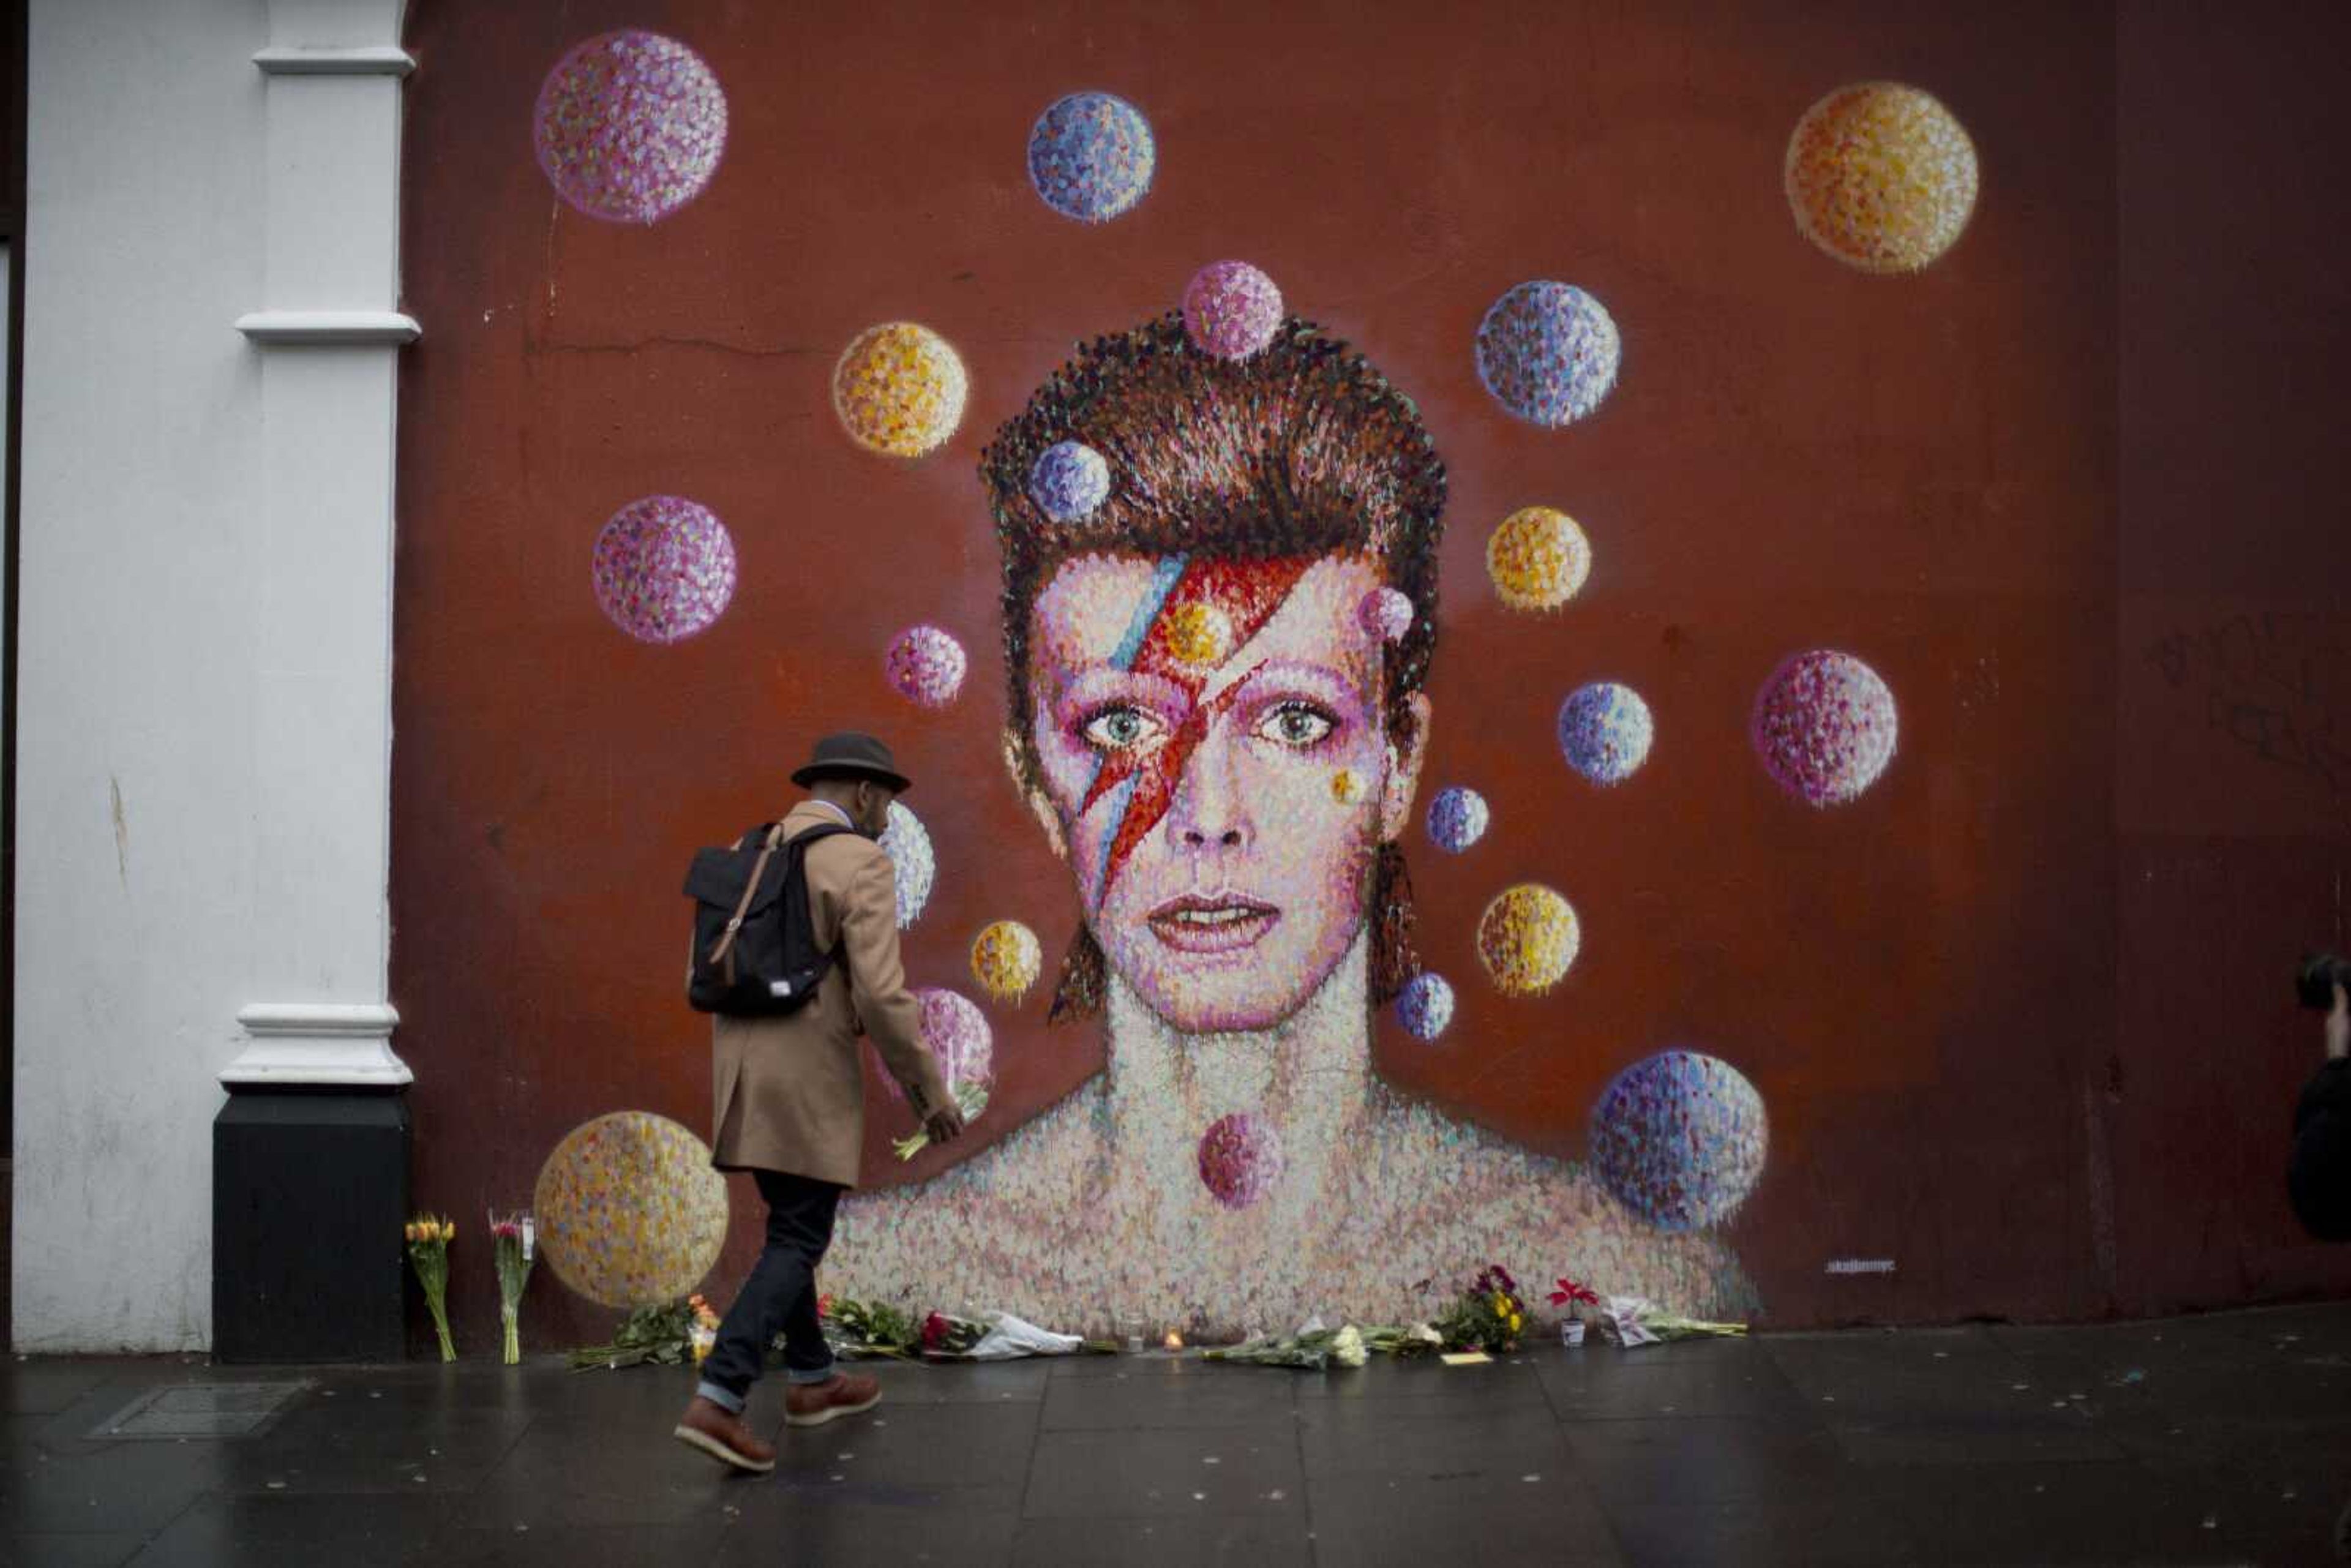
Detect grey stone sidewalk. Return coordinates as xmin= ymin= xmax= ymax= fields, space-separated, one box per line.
xmin=2 ymin=1301 xmax=2347 ymax=1566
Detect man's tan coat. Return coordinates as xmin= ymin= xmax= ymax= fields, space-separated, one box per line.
xmin=707 ymin=800 xmax=950 ymax=1187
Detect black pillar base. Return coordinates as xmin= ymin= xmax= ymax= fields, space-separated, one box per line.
xmin=212 ymin=1089 xmax=410 ymax=1363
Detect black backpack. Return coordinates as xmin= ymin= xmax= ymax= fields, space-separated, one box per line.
xmin=684 ymin=821 xmax=857 ymax=1016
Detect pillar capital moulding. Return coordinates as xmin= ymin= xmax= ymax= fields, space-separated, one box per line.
xmin=219 ymin=0 xmax=418 ymax=1092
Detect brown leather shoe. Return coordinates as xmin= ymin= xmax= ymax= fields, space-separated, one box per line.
xmin=783 ymin=1371 xmax=882 ymax=1427
xmin=672 ymin=1395 xmax=775 ymax=1473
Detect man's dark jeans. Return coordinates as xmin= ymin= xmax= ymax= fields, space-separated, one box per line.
xmin=696 ymin=1169 xmax=842 ymax=1411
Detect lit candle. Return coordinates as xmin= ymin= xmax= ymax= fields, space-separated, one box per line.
xmin=1163 ymin=1329 xmax=1185 ymax=1351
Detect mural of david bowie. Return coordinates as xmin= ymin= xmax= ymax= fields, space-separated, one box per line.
xmin=827 ymin=313 xmax=1760 ymax=1335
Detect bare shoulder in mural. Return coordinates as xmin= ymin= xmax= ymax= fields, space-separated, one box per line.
xmin=833 ymin=312 xmax=1759 ymax=1330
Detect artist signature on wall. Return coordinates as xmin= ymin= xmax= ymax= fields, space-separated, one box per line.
xmin=2148 ymin=612 xmax=2351 ymax=793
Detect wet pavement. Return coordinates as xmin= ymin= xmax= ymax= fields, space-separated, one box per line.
xmin=1 ymin=1301 xmax=2346 ymax=1566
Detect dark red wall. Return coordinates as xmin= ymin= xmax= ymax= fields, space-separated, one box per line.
xmin=391 ymin=0 xmax=2351 ymax=1347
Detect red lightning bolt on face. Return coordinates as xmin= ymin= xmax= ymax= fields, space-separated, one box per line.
xmin=1078 ymin=557 xmax=1318 ymax=906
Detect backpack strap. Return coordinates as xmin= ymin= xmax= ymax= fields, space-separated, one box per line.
xmin=702 ymin=821 xmax=860 ymax=969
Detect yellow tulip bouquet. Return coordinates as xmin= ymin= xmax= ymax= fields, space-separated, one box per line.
xmin=1434 ymin=1262 xmax=1529 ymax=1354
xmin=403 ymin=1215 xmax=457 ymax=1362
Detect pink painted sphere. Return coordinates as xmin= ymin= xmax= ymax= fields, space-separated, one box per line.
xmin=534 ymin=31 xmax=728 ymax=225
xmin=1196 ymin=1112 xmax=1284 ymax=1209
xmin=1751 ymin=650 xmax=1899 ymax=806
xmin=885 ymin=625 xmax=968 ymax=708
xmin=1357 ymin=586 xmax=1414 ymax=643
xmin=590 ymin=495 xmax=736 ymax=643
xmin=879 ymin=988 xmax=994 ymax=1104
xmin=1182 ymin=261 xmax=1284 ymax=361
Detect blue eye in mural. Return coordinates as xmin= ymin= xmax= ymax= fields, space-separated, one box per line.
xmin=533 ymin=30 xmax=729 ymax=225
xmin=1590 ymin=1050 xmax=1768 ymax=1232
xmin=1474 ymin=281 xmax=1621 ymax=428
xmin=590 ymin=494 xmax=737 ymax=644
xmin=1027 ymin=91 xmax=1156 ymax=223
xmin=1558 ymin=680 xmax=1655 ymax=786
xmin=1751 ymin=649 xmax=1899 ymax=806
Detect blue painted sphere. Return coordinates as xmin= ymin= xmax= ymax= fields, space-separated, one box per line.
xmin=1589 ymin=1051 xmax=1768 ymax=1231
xmin=1558 ymin=681 xmax=1652 ymax=786
xmin=1397 ymin=972 xmax=1457 ymax=1041
xmin=1028 ymin=440 xmax=1111 ymax=522
xmin=1027 ymin=92 xmax=1155 ymax=223
xmin=1474 ymin=280 xmax=1621 ymax=427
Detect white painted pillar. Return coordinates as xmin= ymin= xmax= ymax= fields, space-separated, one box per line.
xmin=219 ymin=0 xmax=416 ymax=1089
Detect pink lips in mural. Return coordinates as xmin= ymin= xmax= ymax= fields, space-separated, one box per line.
xmin=1147 ymin=892 xmax=1280 ymax=956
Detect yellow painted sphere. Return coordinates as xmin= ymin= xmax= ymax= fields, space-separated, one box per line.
xmin=534 ymin=1111 xmax=730 ymax=1310
xmin=970 ymin=920 xmax=1044 ymax=1002
xmin=1477 ymin=883 xmax=1581 ymax=996
xmin=1161 ymin=601 xmax=1234 ymax=667
xmin=1785 ymin=82 xmax=1978 ymax=274
xmin=1486 ymin=507 xmax=1591 ymax=611
xmin=833 ymin=322 xmax=969 ymax=457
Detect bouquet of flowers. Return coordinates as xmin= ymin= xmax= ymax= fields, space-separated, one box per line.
xmin=403 ymin=1215 xmax=456 ymax=1362
xmin=819 ymin=1296 xmax=923 ymax=1360
xmin=1596 ymin=1294 xmax=1749 ymax=1348
xmin=488 ymin=1212 xmax=534 ymax=1365
xmin=566 ymin=1296 xmax=714 ymax=1373
xmin=919 ymin=1310 xmax=990 ymax=1358
xmin=1548 ymin=1277 xmax=1602 ymax=1316
xmin=1360 ymin=1324 xmax=1445 ymax=1358
xmin=689 ymin=1292 xmax=721 ymax=1364
xmin=1204 ymin=1323 xmax=1368 ymax=1369
xmin=1434 ymin=1262 xmax=1529 ymax=1353
xmin=889 ymin=991 xmax=994 ymax=1161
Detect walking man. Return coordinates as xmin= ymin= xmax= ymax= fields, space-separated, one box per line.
xmin=673 ymin=732 xmax=964 ymax=1472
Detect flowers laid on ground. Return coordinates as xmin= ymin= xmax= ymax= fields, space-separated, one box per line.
xmin=1548 ymin=1276 xmax=1601 ymax=1314
xmin=1595 ymin=1294 xmax=1749 ymax=1348
xmin=566 ymin=1296 xmax=714 ymax=1372
xmin=403 ymin=1215 xmax=457 ymax=1362
xmin=1436 ymin=1262 xmax=1530 ymax=1352
xmin=920 ymin=1311 xmax=988 ymax=1357
xmin=1207 ymin=1323 xmax=1369 ymax=1369
xmin=488 ymin=1212 xmax=534 ymax=1365
xmin=820 ymin=1296 xmax=923 ymax=1360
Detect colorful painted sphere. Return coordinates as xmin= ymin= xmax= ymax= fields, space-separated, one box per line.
xmin=534 ymin=1111 xmax=730 ymax=1309
xmin=1751 ymin=650 xmax=1899 ymax=806
xmin=1196 ymin=1111 xmax=1284 ymax=1209
xmin=1485 ymin=506 xmax=1592 ymax=610
xmin=1425 ymin=786 xmax=1490 ymax=853
xmin=1474 ymin=282 xmax=1621 ymax=428
xmin=833 ymin=323 xmax=969 ymax=457
xmin=1182 ymin=261 xmax=1284 ymax=360
xmin=1161 ymin=601 xmax=1233 ymax=667
xmin=1477 ymin=883 xmax=1580 ymax=996
xmin=591 ymin=495 xmax=737 ymax=643
xmin=1786 ymin=83 xmax=1978 ymax=274
xmin=876 ymin=800 xmax=934 ymax=928
xmin=1396 ymin=972 xmax=1457 ymax=1041
xmin=970 ymin=920 xmax=1043 ymax=1002
xmin=1027 ymin=91 xmax=1155 ymax=223
xmin=1029 ymin=440 xmax=1111 ymax=523
xmin=884 ymin=625 xmax=967 ymax=708
xmin=1589 ymin=1050 xmax=1768 ymax=1232
xmin=1357 ymin=586 xmax=1414 ymax=643
xmin=1558 ymin=682 xmax=1654 ymax=786
xmin=533 ymin=31 xmax=728 ymax=225
xmin=880 ymin=987 xmax=994 ymax=1105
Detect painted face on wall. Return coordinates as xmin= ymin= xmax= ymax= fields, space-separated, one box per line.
xmin=1021 ymin=550 xmax=1431 ymax=1033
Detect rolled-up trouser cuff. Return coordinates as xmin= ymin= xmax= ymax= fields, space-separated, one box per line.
xmin=786 ymin=1357 xmax=837 ymax=1386
xmin=695 ymin=1379 xmax=746 ymax=1414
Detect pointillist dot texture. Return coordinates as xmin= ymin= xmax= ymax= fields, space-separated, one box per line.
xmin=1474 ymin=282 xmax=1621 ymax=427
xmin=1787 ymin=83 xmax=1978 ymax=274
xmin=534 ymin=31 xmax=727 ymax=225
xmin=1029 ymin=441 xmax=1111 ymax=523
xmin=1478 ymin=883 xmax=1580 ymax=996
xmin=1182 ymin=261 xmax=1284 ymax=360
xmin=876 ymin=800 xmax=934 ymax=928
xmin=833 ymin=323 xmax=969 ymax=457
xmin=534 ymin=1111 xmax=730 ymax=1309
xmin=1330 ymin=768 xmax=1365 ymax=805
xmin=1425 ymin=786 xmax=1489 ymax=853
xmin=1486 ymin=506 xmax=1592 ymax=610
xmin=1590 ymin=1051 xmax=1768 ymax=1232
xmin=880 ymin=988 xmax=994 ymax=1106
xmin=1558 ymin=681 xmax=1654 ymax=786
xmin=591 ymin=495 xmax=736 ymax=643
xmin=1752 ymin=650 xmax=1899 ymax=806
xmin=1160 ymin=601 xmax=1232 ymax=667
xmin=884 ymin=625 xmax=967 ymax=708
xmin=1357 ymin=586 xmax=1413 ymax=643
xmin=970 ymin=920 xmax=1044 ymax=1002
xmin=1196 ymin=1112 xmax=1284 ymax=1209
xmin=1397 ymin=972 xmax=1456 ymax=1041
xmin=1027 ymin=91 xmax=1155 ymax=223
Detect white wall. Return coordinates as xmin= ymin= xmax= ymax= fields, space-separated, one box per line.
xmin=12 ymin=0 xmax=270 ymax=1351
